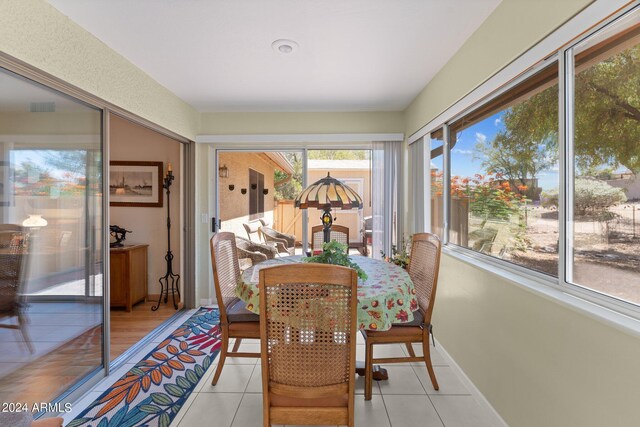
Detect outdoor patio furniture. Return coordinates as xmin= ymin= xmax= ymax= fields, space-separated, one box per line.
xmin=259 ymin=263 xmax=358 ymax=427
xmin=235 ymin=236 xmax=277 ymax=267
xmin=260 ymin=226 xmax=296 ymax=256
xmin=361 ymin=216 xmax=373 ymax=256
xmin=243 ymin=220 xmax=263 ymax=242
xmin=0 ymin=227 xmax=33 ymax=354
xmin=311 ymin=224 xmax=349 ymax=254
xmin=361 ymin=233 xmax=442 ymax=400
xmin=209 ymin=232 xmax=260 ymax=386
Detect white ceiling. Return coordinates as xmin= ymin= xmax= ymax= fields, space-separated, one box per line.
xmin=46 ymin=0 xmax=501 ymax=112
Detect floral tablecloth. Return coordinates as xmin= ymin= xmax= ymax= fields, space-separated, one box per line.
xmin=236 ymin=255 xmax=419 ymax=331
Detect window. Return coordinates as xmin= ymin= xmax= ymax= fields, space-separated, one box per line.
xmin=430 ymin=129 xmax=445 ymax=239
xmin=568 ymin=9 xmax=640 ymax=305
xmin=448 ymin=63 xmax=559 ymax=276
xmin=249 ymin=168 xmax=264 ymax=220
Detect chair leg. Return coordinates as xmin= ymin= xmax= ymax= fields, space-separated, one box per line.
xmin=18 ymin=312 xmax=34 ymax=354
xmin=212 ymin=326 xmax=229 ymax=385
xmin=364 ymin=341 xmax=374 ymax=401
xmin=422 ymin=332 xmax=439 ymax=390
xmin=232 ymin=338 xmax=242 ymax=352
xmin=405 ymin=342 xmax=416 ymax=358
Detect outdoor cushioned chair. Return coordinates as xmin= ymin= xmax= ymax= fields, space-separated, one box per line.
xmin=259 ymin=263 xmax=358 ymax=427
xmin=210 ymin=232 xmax=260 ymax=385
xmin=243 ymin=220 xmax=263 ymax=242
xmin=361 ymin=233 xmax=442 ymax=400
xmin=235 ymin=236 xmax=277 ymax=265
xmin=260 ymin=226 xmax=296 ymax=256
xmin=0 ymin=227 xmax=33 ymax=353
xmin=311 ymin=224 xmax=349 ymax=254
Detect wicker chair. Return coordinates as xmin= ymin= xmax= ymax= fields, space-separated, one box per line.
xmin=243 ymin=220 xmax=263 ymax=242
xmin=259 ymin=263 xmax=358 ymax=427
xmin=210 ymin=232 xmax=260 ymax=385
xmin=310 ymin=224 xmax=349 ymax=254
xmin=361 ymin=233 xmax=442 ymax=400
xmin=235 ymin=236 xmax=277 ymax=266
xmin=0 ymin=228 xmax=33 ymax=353
xmin=260 ymin=226 xmax=296 ymax=256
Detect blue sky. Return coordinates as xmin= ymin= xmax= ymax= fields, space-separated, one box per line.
xmin=434 ymin=112 xmax=559 ymax=191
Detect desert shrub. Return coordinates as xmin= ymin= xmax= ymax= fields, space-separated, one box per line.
xmin=542 ymin=178 xmax=627 ymax=215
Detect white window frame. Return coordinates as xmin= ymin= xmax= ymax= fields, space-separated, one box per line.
xmin=417 ymin=1 xmax=640 ymax=332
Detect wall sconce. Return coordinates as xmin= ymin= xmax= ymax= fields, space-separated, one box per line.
xmin=218 ymin=164 xmax=229 ymax=178
xmin=228 ymin=184 xmax=235 ymax=191
xmin=263 ymin=189 xmax=269 ymax=195
xmin=251 ymin=183 xmax=257 ymax=190
xmin=241 ymin=188 xmax=247 ymax=195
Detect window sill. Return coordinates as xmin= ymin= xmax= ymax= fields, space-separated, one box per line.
xmin=442 ymin=245 xmax=640 ymax=339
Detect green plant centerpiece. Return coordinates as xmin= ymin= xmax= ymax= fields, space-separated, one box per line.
xmin=303 ymin=241 xmax=368 ymax=281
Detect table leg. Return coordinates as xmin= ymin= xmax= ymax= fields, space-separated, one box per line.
xmin=355 ymin=361 xmax=389 ymax=381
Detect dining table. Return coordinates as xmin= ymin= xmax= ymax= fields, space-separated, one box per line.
xmin=236 ymin=254 xmax=420 ymax=380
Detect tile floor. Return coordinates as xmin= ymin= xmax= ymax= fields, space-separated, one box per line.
xmin=63 ymin=309 xmax=505 ymax=427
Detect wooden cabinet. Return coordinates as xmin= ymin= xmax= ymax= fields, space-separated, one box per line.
xmin=110 ymin=244 xmax=148 ymax=312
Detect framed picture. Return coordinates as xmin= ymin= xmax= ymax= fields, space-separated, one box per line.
xmin=109 ymin=161 xmax=163 ymax=207
xmin=0 ymin=161 xmax=14 ymax=207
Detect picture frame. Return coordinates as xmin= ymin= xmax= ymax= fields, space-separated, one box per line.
xmin=109 ymin=161 xmax=163 ymax=207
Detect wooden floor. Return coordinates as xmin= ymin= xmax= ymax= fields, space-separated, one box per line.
xmin=110 ymin=300 xmax=179 ymax=361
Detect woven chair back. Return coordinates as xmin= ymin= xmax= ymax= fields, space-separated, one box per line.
xmin=407 ymin=233 xmax=441 ymax=324
xmin=210 ymin=232 xmax=241 ymax=322
xmin=0 ymin=231 xmax=28 ymax=315
xmin=310 ymin=224 xmax=349 ymax=252
xmin=260 ymin=263 xmax=357 ymax=390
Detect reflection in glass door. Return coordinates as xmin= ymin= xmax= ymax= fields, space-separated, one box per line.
xmin=0 ymin=67 xmax=104 ymax=408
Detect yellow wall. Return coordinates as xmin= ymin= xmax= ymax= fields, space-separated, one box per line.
xmin=0 ymin=0 xmax=198 ymax=140
xmin=403 ymin=0 xmax=595 ymax=136
xmin=217 ymin=152 xmax=277 ymax=237
xmin=435 ymin=255 xmax=640 ymax=427
xmin=200 ymin=111 xmax=404 ymax=135
xmin=109 ymin=114 xmax=182 ymax=297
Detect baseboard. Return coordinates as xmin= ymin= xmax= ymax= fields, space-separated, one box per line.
xmin=435 ymin=339 xmax=509 ymax=427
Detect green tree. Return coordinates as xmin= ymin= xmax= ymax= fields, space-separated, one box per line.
xmin=274 ymin=152 xmax=302 ymax=200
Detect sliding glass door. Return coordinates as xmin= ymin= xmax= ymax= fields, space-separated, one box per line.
xmin=0 ymin=67 xmax=104 ymax=407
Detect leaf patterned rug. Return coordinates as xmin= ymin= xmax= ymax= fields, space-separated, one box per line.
xmin=67 ymin=308 xmax=221 ymax=427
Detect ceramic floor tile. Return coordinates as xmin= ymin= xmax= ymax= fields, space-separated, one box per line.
xmin=177 ymin=392 xmax=242 ymax=427
xmin=383 ymin=394 xmax=443 ymax=426
xmin=377 ymin=365 xmax=426 ymax=395
xmin=430 ymin=395 xmax=493 ymax=427
xmin=354 ymin=373 xmax=381 ymax=396
xmin=245 ymin=364 xmax=263 ymax=393
xmin=224 ymin=343 xmax=261 ymax=365
xmin=230 ymin=393 xmax=263 ymax=427
xmin=200 ymin=364 xmax=256 ymax=393
xmin=169 ymin=391 xmax=198 ymax=427
xmin=354 ymin=395 xmax=390 ymax=427
xmin=356 ymin=343 xmax=409 ymax=363
xmin=413 ymin=366 xmax=471 ymax=395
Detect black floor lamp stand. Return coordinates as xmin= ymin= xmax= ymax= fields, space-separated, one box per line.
xmin=152 ymin=169 xmax=180 ymax=311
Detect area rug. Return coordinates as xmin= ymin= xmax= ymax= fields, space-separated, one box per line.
xmin=67 ymin=308 xmax=221 ymax=427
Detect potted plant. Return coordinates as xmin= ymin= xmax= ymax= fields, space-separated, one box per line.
xmin=304 ymin=241 xmax=368 ymax=280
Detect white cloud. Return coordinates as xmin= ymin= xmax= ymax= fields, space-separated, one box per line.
xmin=494 ymin=118 xmax=501 ymax=126
xmin=475 ymin=132 xmax=487 ymax=144
xmin=453 ymin=148 xmax=473 ymax=155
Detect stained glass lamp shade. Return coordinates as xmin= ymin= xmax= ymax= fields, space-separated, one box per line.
xmin=295 ymin=172 xmax=363 ymax=244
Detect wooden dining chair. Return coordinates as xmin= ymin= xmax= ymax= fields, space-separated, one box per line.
xmin=210 ymin=232 xmax=260 ymax=385
xmin=361 ymin=233 xmax=442 ymax=400
xmin=259 ymin=263 xmax=358 ymax=427
xmin=310 ymin=224 xmax=349 ymax=254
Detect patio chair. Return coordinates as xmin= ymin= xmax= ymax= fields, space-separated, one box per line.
xmin=311 ymin=224 xmax=349 ymax=254
xmin=0 ymin=228 xmax=33 ymax=353
xmin=210 ymin=232 xmax=260 ymax=385
xmin=235 ymin=236 xmax=277 ymax=269
xmin=361 ymin=233 xmax=442 ymax=400
xmin=260 ymin=226 xmax=296 ymax=256
xmin=259 ymin=263 xmax=358 ymax=427
xmin=243 ymin=220 xmax=263 ymax=242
